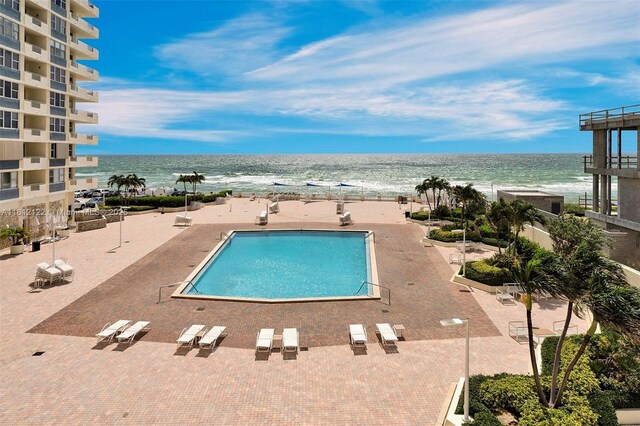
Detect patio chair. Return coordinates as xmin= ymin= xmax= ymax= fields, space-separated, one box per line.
xmin=349 ymin=324 xmax=368 ymax=348
xmin=376 ymin=323 xmax=399 ymax=347
xmin=96 ymin=320 xmax=131 ymax=344
xmin=508 ymin=321 xmax=528 ymax=343
xmin=339 ymin=211 xmax=353 ymax=226
xmin=336 ymin=202 xmax=345 ymax=215
xmin=35 ymin=262 xmax=62 ymax=286
xmin=496 ymin=284 xmax=518 ymax=304
xmin=255 ymin=328 xmax=274 ymax=354
xmin=553 ymin=321 xmax=578 ymax=336
xmin=533 ymin=289 xmax=553 ymax=301
xmin=282 ymin=328 xmax=299 ymax=354
xmin=116 ymin=321 xmax=150 ymax=345
xmin=255 ymin=211 xmax=268 ymax=225
xmin=176 ymin=324 xmax=205 ymax=348
xmin=174 ymin=215 xmax=192 ymax=227
xmin=198 ymin=326 xmax=226 ymax=350
xmin=448 ymin=252 xmax=463 ymax=264
xmin=54 ymin=259 xmax=74 ymax=282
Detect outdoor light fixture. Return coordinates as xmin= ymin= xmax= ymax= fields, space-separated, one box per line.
xmin=441 ymin=317 xmax=471 ymax=424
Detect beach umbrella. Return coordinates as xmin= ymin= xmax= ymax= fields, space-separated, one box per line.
xmin=304 ymin=182 xmax=322 ymax=201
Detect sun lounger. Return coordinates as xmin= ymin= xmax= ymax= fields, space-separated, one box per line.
xmin=177 ymin=324 xmax=205 ymax=348
xmin=269 ymin=202 xmax=279 ymax=214
xmin=116 ymin=321 xmax=150 ymax=345
xmin=336 ymin=202 xmax=345 ymax=215
xmin=496 ymin=284 xmax=520 ymax=304
xmin=508 ymin=321 xmax=528 ymax=343
xmin=96 ymin=320 xmax=131 ymax=343
xmin=174 ymin=215 xmax=192 ymax=226
xmin=198 ymin=326 xmax=226 ymax=349
xmin=553 ymin=320 xmax=578 ymax=335
xmin=255 ymin=328 xmax=274 ymax=354
xmin=35 ymin=262 xmax=62 ymax=285
xmin=282 ymin=328 xmax=299 ymax=354
xmin=54 ymin=259 xmax=74 ymax=282
xmin=376 ymin=323 xmax=399 ymax=347
xmin=255 ymin=210 xmax=268 ymax=225
xmin=339 ymin=211 xmax=353 ymax=226
xmin=349 ymin=324 xmax=367 ymax=347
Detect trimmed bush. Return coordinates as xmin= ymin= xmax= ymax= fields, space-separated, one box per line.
xmin=478 ymin=224 xmax=496 ymax=238
xmin=481 ymin=237 xmax=508 ymax=248
xmin=429 ymin=229 xmax=462 ymax=242
xmin=105 ymin=190 xmax=229 ymax=208
xmin=464 ymin=259 xmax=512 ymax=286
xmin=588 ymin=391 xmax=620 ymax=426
xmin=479 ymin=375 xmax=537 ymax=416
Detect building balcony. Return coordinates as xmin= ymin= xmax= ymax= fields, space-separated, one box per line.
xmin=22 ymin=99 xmax=47 ymax=116
xmin=69 ymin=108 xmax=98 ymax=124
xmin=21 ymin=156 xmax=47 ymax=170
xmin=22 ymin=128 xmax=48 ymax=142
xmin=69 ymin=37 xmax=99 ymax=60
xmin=71 ymin=0 xmax=99 ymax=18
xmin=580 ymin=104 xmax=640 ymax=131
xmin=23 ymin=42 xmax=48 ymax=63
xmin=69 ymin=13 xmax=99 ymax=39
xmin=22 ymin=183 xmax=47 ymax=198
xmin=69 ymin=85 xmax=98 ymax=102
xmin=23 ymin=71 xmax=48 ymax=89
xmin=69 ymin=133 xmax=98 ymax=145
xmin=25 ymin=0 xmax=49 ymax=9
xmin=69 ymin=155 xmax=98 ymax=168
xmin=583 ymin=155 xmax=640 ymax=178
xmin=69 ymin=61 xmax=99 ymax=81
xmin=23 ymin=15 xmax=49 ymax=34
xmin=70 ymin=177 xmax=96 ymax=191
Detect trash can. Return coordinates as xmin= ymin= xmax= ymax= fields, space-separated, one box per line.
xmin=32 ymin=240 xmax=41 ymax=252
xmin=404 ymin=211 xmax=411 ymax=218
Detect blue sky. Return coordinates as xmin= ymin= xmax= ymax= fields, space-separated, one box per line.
xmin=79 ymin=0 xmax=640 ymax=154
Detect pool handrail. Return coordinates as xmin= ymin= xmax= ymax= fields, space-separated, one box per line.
xmin=157 ymin=280 xmax=200 ymax=303
xmin=356 ymin=280 xmax=391 ymax=305
xmin=365 ymin=231 xmax=375 ymax=243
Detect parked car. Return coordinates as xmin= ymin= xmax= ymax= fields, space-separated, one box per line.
xmin=73 ymin=198 xmax=87 ymax=210
xmin=90 ymin=189 xmax=111 ymax=198
xmin=83 ymin=189 xmax=97 ymax=198
xmin=74 ymin=189 xmax=89 ymax=198
xmin=85 ymin=197 xmax=105 ymax=209
xmin=106 ymin=190 xmax=120 ymax=197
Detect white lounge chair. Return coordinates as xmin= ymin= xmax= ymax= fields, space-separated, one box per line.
xmin=176 ymin=324 xmax=205 ymax=348
xmin=349 ymin=324 xmax=367 ymax=348
xmin=174 ymin=215 xmax=192 ymax=226
xmin=255 ymin=210 xmax=268 ymax=225
xmin=54 ymin=259 xmax=74 ymax=282
xmin=553 ymin=320 xmax=578 ymax=335
xmin=269 ymin=202 xmax=279 ymax=214
xmin=376 ymin=323 xmax=399 ymax=347
xmin=339 ymin=211 xmax=353 ymax=226
xmin=35 ymin=262 xmax=62 ymax=286
xmin=96 ymin=320 xmax=131 ymax=343
xmin=282 ymin=328 xmax=299 ymax=354
xmin=336 ymin=202 xmax=345 ymax=215
xmin=496 ymin=284 xmax=520 ymax=304
xmin=255 ymin=328 xmax=274 ymax=354
xmin=198 ymin=326 xmax=226 ymax=350
xmin=116 ymin=321 xmax=150 ymax=345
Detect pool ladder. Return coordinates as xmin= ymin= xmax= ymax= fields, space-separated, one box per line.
xmin=356 ymin=280 xmax=391 ymax=305
xmin=157 ymin=280 xmax=200 ymax=303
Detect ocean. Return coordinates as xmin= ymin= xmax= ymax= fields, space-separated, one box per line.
xmin=76 ymin=153 xmax=601 ymax=202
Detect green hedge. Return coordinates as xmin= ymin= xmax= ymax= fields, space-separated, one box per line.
xmin=105 ymin=190 xmax=230 ymax=208
xmin=463 ymin=259 xmax=512 ymax=286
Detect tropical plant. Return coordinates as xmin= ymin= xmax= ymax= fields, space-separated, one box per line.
xmin=175 ymin=174 xmax=192 ymax=214
xmin=190 ymin=171 xmax=205 ymax=194
xmin=415 ymin=179 xmax=432 ymax=211
xmin=452 ymin=183 xmax=486 ymax=228
xmin=508 ymin=200 xmax=546 ymax=253
xmin=486 ymin=200 xmax=511 ymax=254
xmin=125 ymin=173 xmax=146 ymax=196
xmin=0 ymin=225 xmax=31 ymax=246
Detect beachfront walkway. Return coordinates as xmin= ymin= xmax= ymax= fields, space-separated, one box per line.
xmin=0 ymin=199 xmax=589 ymax=425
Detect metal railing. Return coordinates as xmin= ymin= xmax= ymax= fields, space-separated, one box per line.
xmin=580 ymin=104 xmax=640 ymax=127
xmin=583 ymin=155 xmax=638 ymax=170
xmin=355 ymin=280 xmax=391 ymax=305
xmin=157 ymin=280 xmax=200 ymax=303
xmin=365 ymin=231 xmax=375 ymax=243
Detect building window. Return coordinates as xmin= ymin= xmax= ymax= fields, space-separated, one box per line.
xmin=1 ymin=171 xmax=18 ymax=189
xmin=0 ymin=17 xmax=19 ymax=41
xmin=0 ymin=110 xmax=18 ymax=128
xmin=0 ymin=79 xmax=18 ymax=99
xmin=51 ymin=15 xmax=66 ymax=34
xmin=53 ymin=0 xmax=66 ymax=9
xmin=50 ymin=91 xmax=65 ymax=108
xmin=0 ymin=48 xmax=19 ymax=70
xmin=50 ymin=142 xmax=57 ymax=157
xmin=50 ymin=40 xmax=66 ymax=59
xmin=50 ymin=66 xmax=66 ymax=83
xmin=49 ymin=168 xmax=64 ymax=184
xmin=49 ymin=117 xmax=65 ymax=133
xmin=0 ymin=0 xmax=20 ymax=11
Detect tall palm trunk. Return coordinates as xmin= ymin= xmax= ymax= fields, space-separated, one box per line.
xmin=549 ymin=302 xmax=573 ymax=406
xmin=526 ymin=299 xmax=549 ymax=406
xmin=553 ymin=321 xmax=597 ymax=406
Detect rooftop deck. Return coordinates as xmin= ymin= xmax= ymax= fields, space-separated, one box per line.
xmin=579 ymin=104 xmax=640 ymax=131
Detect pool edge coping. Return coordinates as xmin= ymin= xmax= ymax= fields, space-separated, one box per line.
xmin=171 ymin=228 xmax=381 ymax=303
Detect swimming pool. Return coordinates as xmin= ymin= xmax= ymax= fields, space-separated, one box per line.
xmin=175 ymin=230 xmax=378 ymax=302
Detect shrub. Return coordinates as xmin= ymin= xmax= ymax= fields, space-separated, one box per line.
xmin=432 ymin=205 xmax=450 ymax=218
xmin=588 ymin=391 xmax=619 ymax=426
xmin=564 ymin=203 xmax=586 ymax=217
xmin=481 ymin=238 xmax=508 ymax=248
xmin=479 ymin=375 xmax=537 ymax=416
xmin=429 ymin=229 xmax=462 ymax=242
xmin=478 ymin=224 xmax=496 ymax=238
xmin=464 ymin=259 xmax=512 ymax=286
xmin=410 ymin=211 xmax=429 ymax=221
xmin=127 ymin=205 xmax=155 ymax=212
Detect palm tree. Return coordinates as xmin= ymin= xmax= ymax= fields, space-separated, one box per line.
xmin=176 ymin=174 xmax=192 ymax=215
xmin=435 ymin=178 xmax=450 ymax=209
xmin=486 ymin=200 xmax=511 ymax=254
xmin=507 ymin=200 xmax=545 ymax=254
xmin=191 ymin=171 xmax=205 ymax=194
xmin=452 ymin=184 xmax=485 ymax=229
xmin=415 ymin=179 xmax=431 ymax=211
xmin=107 ymin=174 xmax=125 ymax=203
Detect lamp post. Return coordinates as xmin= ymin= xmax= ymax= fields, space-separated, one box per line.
xmin=118 ymin=206 xmax=130 ymax=248
xmin=440 ymin=317 xmax=471 ymax=424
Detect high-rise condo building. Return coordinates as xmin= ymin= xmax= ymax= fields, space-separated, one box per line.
xmin=0 ymin=0 xmax=98 ymax=244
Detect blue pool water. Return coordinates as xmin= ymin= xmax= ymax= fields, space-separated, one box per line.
xmin=186 ymin=230 xmax=371 ymax=300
